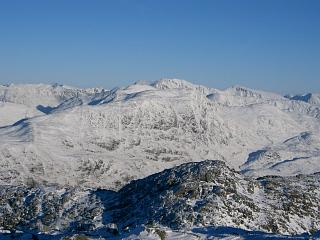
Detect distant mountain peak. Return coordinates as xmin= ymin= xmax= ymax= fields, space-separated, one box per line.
xmin=152 ymin=78 xmax=200 ymax=89
xmin=285 ymin=92 xmax=320 ymax=106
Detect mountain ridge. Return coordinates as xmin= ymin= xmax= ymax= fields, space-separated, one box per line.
xmin=0 ymin=79 xmax=319 ymax=189
xmin=1 ymin=160 xmax=319 ymax=238
xmin=1 ymin=79 xmax=320 ymax=238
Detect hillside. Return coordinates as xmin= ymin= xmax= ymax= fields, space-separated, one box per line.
xmin=0 ymin=79 xmax=319 ymax=189
xmin=0 ymin=160 xmax=319 ymax=239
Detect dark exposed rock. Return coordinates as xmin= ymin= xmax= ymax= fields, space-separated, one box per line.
xmin=0 ymin=160 xmax=319 ymax=237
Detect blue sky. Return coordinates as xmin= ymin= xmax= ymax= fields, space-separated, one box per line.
xmin=0 ymin=0 xmax=319 ymax=93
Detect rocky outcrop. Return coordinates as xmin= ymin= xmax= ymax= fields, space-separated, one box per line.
xmin=0 ymin=160 xmax=319 ymax=238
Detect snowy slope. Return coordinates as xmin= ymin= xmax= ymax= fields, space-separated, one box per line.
xmin=208 ymin=85 xmax=284 ymax=106
xmin=0 ymin=83 xmax=105 ymax=127
xmin=0 ymin=102 xmax=42 ymax=126
xmin=0 ymin=83 xmax=103 ymax=107
xmin=0 ymin=79 xmax=319 ymax=189
xmin=1 ymin=79 xmax=320 ymax=238
xmin=285 ymin=93 xmax=320 ymax=106
xmin=241 ymin=132 xmax=320 ymax=177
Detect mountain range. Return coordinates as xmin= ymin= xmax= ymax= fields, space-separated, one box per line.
xmin=0 ymin=79 xmax=319 ymax=239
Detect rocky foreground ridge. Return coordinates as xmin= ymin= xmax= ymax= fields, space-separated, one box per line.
xmin=1 ymin=160 xmax=319 ymax=239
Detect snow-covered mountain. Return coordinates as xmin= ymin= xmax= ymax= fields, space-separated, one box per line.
xmin=0 ymin=83 xmax=103 ymax=108
xmin=0 ymin=83 xmax=105 ymax=126
xmin=207 ymin=85 xmax=284 ymax=106
xmin=0 ymin=79 xmax=319 ymax=189
xmin=241 ymin=132 xmax=320 ymax=177
xmin=1 ymin=79 xmax=320 ymax=239
xmin=285 ymin=93 xmax=320 ymax=106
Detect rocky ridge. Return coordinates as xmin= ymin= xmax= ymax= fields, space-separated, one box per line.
xmin=1 ymin=160 xmax=319 ymax=238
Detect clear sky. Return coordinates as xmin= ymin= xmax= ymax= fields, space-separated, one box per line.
xmin=0 ymin=0 xmax=319 ymax=94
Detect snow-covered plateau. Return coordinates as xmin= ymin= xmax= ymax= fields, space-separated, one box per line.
xmin=0 ymin=79 xmax=319 ymax=239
